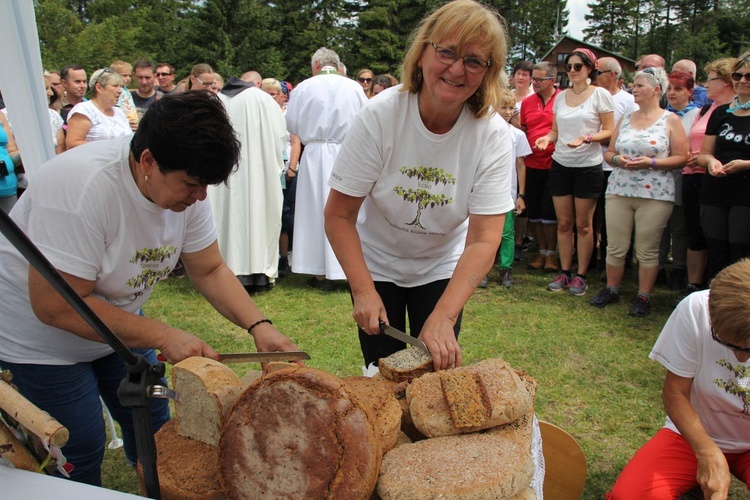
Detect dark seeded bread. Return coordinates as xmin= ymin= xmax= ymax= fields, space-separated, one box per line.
xmin=378 ymin=348 xmax=433 ymax=383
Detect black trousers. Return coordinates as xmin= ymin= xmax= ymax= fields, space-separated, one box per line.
xmin=700 ymin=204 xmax=750 ymax=281
xmin=355 ymin=278 xmax=463 ymax=367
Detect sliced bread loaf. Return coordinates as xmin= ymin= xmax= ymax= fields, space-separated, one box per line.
xmin=376 ymin=433 xmax=534 ymax=499
xmin=407 ymin=358 xmax=534 ymax=437
xmin=378 ymin=348 xmax=433 ymax=383
xmin=172 ymin=357 xmax=243 ymax=446
xmin=343 ymin=376 xmax=402 ymax=454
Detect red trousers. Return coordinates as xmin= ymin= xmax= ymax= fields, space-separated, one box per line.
xmin=608 ymin=428 xmax=750 ymax=499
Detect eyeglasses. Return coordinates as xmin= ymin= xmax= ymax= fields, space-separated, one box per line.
xmin=730 ymin=72 xmax=750 ymax=82
xmin=195 ymin=76 xmax=216 ymax=88
xmin=430 ymin=42 xmax=490 ymax=74
xmin=531 ymin=76 xmax=554 ymax=83
xmin=597 ymin=70 xmax=615 ymax=77
xmin=711 ymin=327 xmax=750 ymax=354
xmin=155 ymin=72 xmax=173 ymax=77
xmin=566 ymin=63 xmax=584 ymax=72
xmin=357 ymin=77 xmax=373 ymax=83
xmin=706 ymin=77 xmax=724 ymax=84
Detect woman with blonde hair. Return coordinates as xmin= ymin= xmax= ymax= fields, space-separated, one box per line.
xmin=186 ymin=63 xmax=217 ymax=91
xmin=65 ymin=68 xmax=132 ymax=149
xmin=326 ymin=0 xmax=513 ymax=371
xmin=356 ymin=68 xmax=375 ymax=98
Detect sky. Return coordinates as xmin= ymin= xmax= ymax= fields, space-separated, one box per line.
xmin=566 ymin=0 xmax=590 ymax=40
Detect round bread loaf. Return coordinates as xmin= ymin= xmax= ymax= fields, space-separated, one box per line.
xmin=137 ymin=419 xmax=224 ymax=500
xmin=220 ymin=366 xmax=381 ymax=499
xmin=376 ymin=433 xmax=534 ymax=499
xmin=343 ymin=376 xmax=402 ymax=454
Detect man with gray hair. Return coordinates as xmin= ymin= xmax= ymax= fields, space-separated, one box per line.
xmin=672 ymin=59 xmax=710 ymax=107
xmin=285 ymin=47 xmax=367 ymax=290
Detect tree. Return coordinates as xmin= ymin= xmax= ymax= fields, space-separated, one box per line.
xmin=583 ymin=0 xmax=639 ymax=57
xmin=392 ymin=166 xmax=455 ymax=230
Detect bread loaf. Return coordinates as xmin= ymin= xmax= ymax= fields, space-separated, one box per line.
xmin=376 ymin=433 xmax=534 ymax=499
xmin=220 ymin=366 xmax=381 ymax=499
xmin=137 ymin=419 xmax=224 ymax=500
xmin=172 ymin=357 xmax=243 ymax=446
xmin=485 ymin=411 xmax=535 ymax=452
xmin=407 ymin=358 xmax=534 ymax=437
xmin=378 ymin=348 xmax=433 ymax=382
xmin=441 ymin=370 xmax=491 ymax=428
xmin=343 ymin=376 xmax=402 ymax=454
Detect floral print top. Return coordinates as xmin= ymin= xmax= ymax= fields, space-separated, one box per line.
xmin=606 ymin=111 xmax=674 ymax=202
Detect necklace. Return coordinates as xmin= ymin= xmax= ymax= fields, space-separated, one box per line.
xmin=571 ymin=85 xmax=589 ymax=96
xmin=726 ymin=96 xmax=750 ymax=113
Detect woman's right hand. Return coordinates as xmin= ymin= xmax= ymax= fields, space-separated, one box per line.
xmin=707 ymin=158 xmax=725 ymax=177
xmin=534 ymin=136 xmax=550 ymax=151
xmin=158 ymin=327 xmax=219 ymax=364
xmin=696 ymin=445 xmax=731 ymax=499
xmin=352 ymin=289 xmax=387 ymax=335
xmin=685 ymin=151 xmax=700 ymax=169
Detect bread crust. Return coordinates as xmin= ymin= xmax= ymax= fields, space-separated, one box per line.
xmin=376 ymin=433 xmax=534 ymax=499
xmin=220 ymin=366 xmax=380 ymax=500
xmin=343 ymin=376 xmax=402 ymax=454
xmin=378 ymin=349 xmax=434 ymax=383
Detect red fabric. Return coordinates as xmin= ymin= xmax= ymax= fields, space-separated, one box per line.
xmin=520 ymin=89 xmax=560 ymax=170
xmin=607 ymin=428 xmax=750 ymax=499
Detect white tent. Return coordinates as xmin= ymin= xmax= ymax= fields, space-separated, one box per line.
xmin=0 ymin=0 xmax=56 ymax=179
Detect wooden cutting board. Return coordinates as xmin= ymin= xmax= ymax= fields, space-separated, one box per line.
xmin=539 ymin=420 xmax=587 ymax=499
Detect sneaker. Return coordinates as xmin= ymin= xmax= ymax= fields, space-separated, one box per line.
xmin=514 ymin=244 xmax=523 ymax=261
xmin=278 ymin=256 xmax=291 ymax=277
xmin=307 ymin=276 xmax=335 ymax=292
xmin=568 ymin=275 xmax=588 ymax=296
xmin=499 ymin=268 xmax=513 ymax=288
xmin=527 ymin=254 xmax=545 ymax=270
xmin=478 ymin=277 xmax=488 ymax=288
xmin=544 ymin=253 xmax=559 ymax=273
xmin=548 ymin=273 xmax=571 ymax=291
xmin=629 ymin=296 xmax=652 ymax=317
xmin=522 ymin=236 xmax=536 ymax=253
xmin=169 ymin=260 xmax=186 ymax=279
xmin=589 ymin=287 xmax=619 ymax=308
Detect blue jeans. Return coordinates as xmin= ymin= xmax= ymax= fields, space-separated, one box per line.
xmin=0 ymin=348 xmax=170 ymax=486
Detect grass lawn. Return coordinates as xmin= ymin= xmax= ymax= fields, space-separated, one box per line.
xmin=100 ymin=257 xmax=749 ymax=498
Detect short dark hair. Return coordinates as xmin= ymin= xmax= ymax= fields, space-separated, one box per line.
xmin=60 ymin=64 xmax=84 ymax=80
xmin=513 ymin=61 xmax=534 ymax=76
xmin=156 ymin=63 xmax=175 ymax=74
xmin=133 ymin=59 xmax=155 ymax=72
xmin=130 ymin=91 xmax=240 ymax=185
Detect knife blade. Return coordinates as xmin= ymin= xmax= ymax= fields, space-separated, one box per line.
xmin=379 ymin=321 xmax=429 ymax=353
xmin=218 ymin=351 xmax=310 ymax=363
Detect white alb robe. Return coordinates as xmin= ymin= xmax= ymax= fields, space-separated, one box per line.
xmin=285 ymin=71 xmax=367 ymax=279
xmin=209 ymin=86 xmax=286 ymax=279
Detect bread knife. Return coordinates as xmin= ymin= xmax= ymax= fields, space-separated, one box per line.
xmin=217 ymin=351 xmax=310 ymax=363
xmin=379 ymin=321 xmax=430 ymax=353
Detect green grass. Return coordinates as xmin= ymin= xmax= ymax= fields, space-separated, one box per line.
xmin=100 ymin=261 xmax=749 ymax=498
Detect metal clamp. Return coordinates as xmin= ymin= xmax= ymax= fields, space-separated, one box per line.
xmin=148 ymin=385 xmax=181 ymax=402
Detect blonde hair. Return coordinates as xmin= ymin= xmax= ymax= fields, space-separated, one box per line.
xmin=708 ymin=259 xmax=750 ymax=345
xmin=498 ymin=88 xmax=514 ymax=107
xmin=400 ymin=0 xmax=508 ymax=118
xmin=261 ymin=78 xmax=282 ymax=93
xmin=704 ymin=57 xmax=737 ymax=84
xmin=187 ymin=63 xmax=214 ymax=91
xmin=110 ymin=60 xmax=132 ymax=75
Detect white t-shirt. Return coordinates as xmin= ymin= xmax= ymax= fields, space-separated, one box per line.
xmin=509 ymin=125 xmax=532 ymax=201
xmin=602 ymin=90 xmax=638 ymax=172
xmin=329 ymin=88 xmax=514 ymax=287
xmin=650 ymin=290 xmax=750 ymax=453
xmin=552 ymin=86 xmax=615 ymax=167
xmin=0 ymin=137 xmax=217 ymax=364
xmin=68 ymin=100 xmax=133 ymax=143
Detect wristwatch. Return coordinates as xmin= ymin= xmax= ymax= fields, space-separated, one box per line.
xmin=518 ymin=193 xmax=526 ymax=200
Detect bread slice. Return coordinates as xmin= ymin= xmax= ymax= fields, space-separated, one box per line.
xmin=136 ymin=420 xmax=224 ymax=500
xmin=378 ymin=348 xmax=433 ymax=383
xmin=440 ymin=370 xmax=491 ymax=428
xmin=172 ymin=357 xmax=243 ymax=446
xmin=343 ymin=376 xmax=402 ymax=454
xmin=220 ymin=366 xmax=380 ymax=500
xmin=376 ymin=433 xmax=533 ymax=499
xmin=407 ymin=358 xmax=534 ymax=437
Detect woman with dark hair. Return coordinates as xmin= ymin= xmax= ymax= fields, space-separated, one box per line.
xmin=371 ymin=74 xmax=398 ymax=96
xmin=534 ymin=48 xmax=615 ymax=296
xmin=697 ymin=53 xmax=750 ymax=281
xmin=0 ymin=91 xmax=299 ymax=486
xmin=682 ymin=58 xmax=737 ymax=294
xmin=326 ymin=0 xmax=513 ymax=370
xmin=512 ymin=60 xmax=534 ymax=109
xmin=356 ymin=68 xmax=375 ymax=98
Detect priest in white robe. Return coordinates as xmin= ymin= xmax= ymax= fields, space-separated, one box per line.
xmin=286 ymin=47 xmax=368 ymax=289
xmin=209 ymin=78 xmax=286 ymax=292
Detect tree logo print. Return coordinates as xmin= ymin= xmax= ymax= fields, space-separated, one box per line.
xmin=714 ymin=359 xmax=750 ymax=415
xmin=127 ymin=245 xmax=179 ymax=289
xmin=393 ymin=166 xmax=456 ymax=230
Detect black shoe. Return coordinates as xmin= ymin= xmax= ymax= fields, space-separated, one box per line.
xmin=628 ymin=296 xmax=651 ymax=317
xmin=589 ymin=288 xmax=619 ymax=308
xmin=514 ymin=244 xmax=523 ymax=261
xmin=655 ymin=268 xmax=668 ymax=287
xmin=278 ymin=256 xmax=290 ymax=277
xmin=307 ymin=276 xmax=335 ymax=292
xmin=668 ymin=268 xmax=686 ymax=290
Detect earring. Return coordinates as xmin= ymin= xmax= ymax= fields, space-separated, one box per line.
xmin=416 ymin=67 xmax=423 ymax=84
xmin=144 ymin=175 xmax=149 ymax=182
xmin=586 ymin=77 xmax=592 ymax=86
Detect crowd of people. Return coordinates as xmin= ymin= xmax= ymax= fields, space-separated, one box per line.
xmin=0 ymin=0 xmax=749 ymax=495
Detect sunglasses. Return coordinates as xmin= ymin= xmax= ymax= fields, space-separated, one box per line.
xmin=730 ymin=72 xmax=750 ymax=82
xmin=155 ymin=72 xmax=173 ymax=77
xmin=357 ymin=77 xmax=373 ymax=83
xmin=531 ymin=76 xmax=554 ymax=83
xmin=94 ymin=67 xmax=114 ymax=86
xmin=566 ymin=63 xmax=584 ymax=72
xmin=712 ymin=328 xmax=750 ymax=354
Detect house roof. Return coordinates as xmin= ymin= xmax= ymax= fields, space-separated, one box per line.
xmin=539 ymin=35 xmax=636 ymax=64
